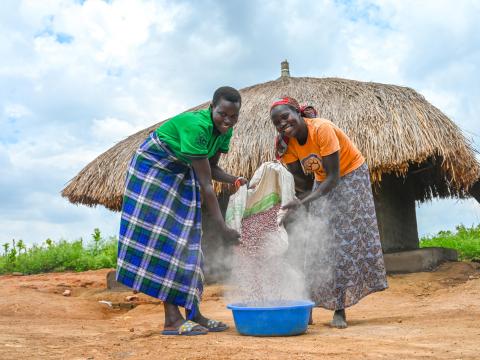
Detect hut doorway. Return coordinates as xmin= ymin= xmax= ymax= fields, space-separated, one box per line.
xmin=373 ymin=174 xmax=419 ymax=253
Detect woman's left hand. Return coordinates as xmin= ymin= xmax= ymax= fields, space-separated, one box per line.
xmin=234 ymin=177 xmax=248 ymax=188
xmin=279 ymin=199 xmax=303 ymax=226
xmin=281 ymin=198 xmax=302 ymax=211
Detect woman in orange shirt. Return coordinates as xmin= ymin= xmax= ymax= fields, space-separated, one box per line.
xmin=271 ymin=97 xmax=387 ymax=329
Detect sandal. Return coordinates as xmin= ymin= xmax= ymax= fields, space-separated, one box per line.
xmin=205 ymin=319 xmax=229 ymax=332
xmin=162 ymin=320 xmax=208 ymax=336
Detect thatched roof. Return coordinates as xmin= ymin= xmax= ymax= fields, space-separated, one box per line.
xmin=62 ymin=67 xmax=480 ymax=211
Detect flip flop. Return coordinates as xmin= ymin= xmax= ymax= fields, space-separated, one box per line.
xmin=205 ymin=319 xmax=229 ymax=332
xmin=162 ymin=320 xmax=208 ymax=336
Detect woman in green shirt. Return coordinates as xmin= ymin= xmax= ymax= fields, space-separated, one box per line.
xmin=116 ymin=87 xmax=246 ymax=335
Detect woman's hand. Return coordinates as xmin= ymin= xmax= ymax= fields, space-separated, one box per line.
xmin=281 ymin=198 xmax=302 ymax=211
xmin=234 ymin=177 xmax=248 ymax=188
xmin=221 ymin=226 xmax=241 ymax=245
xmin=279 ymin=199 xmax=303 ymax=226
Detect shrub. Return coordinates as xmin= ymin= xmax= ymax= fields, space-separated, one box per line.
xmin=0 ymin=228 xmax=118 ymax=275
xmin=420 ymin=224 xmax=480 ymax=261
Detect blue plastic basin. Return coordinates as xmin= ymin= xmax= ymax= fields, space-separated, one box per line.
xmin=227 ymin=300 xmax=314 ymax=336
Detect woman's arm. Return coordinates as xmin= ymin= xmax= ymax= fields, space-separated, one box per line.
xmin=209 ymin=151 xmax=247 ymax=185
xmin=190 ymin=157 xmax=240 ymax=243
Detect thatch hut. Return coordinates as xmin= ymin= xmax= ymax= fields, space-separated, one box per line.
xmin=62 ymin=61 xmax=480 ymax=258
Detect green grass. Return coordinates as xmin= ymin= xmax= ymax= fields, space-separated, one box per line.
xmin=420 ymin=224 xmax=480 ymax=261
xmin=1 ymin=224 xmax=479 ymax=275
xmin=0 ymin=228 xmax=117 ymax=275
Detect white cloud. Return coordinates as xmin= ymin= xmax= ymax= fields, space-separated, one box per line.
xmin=4 ymin=103 xmax=31 ymax=119
xmin=0 ymin=0 xmax=479 ymax=246
xmin=1 ymin=206 xmax=119 ymax=245
xmin=91 ymin=116 xmax=144 ymax=143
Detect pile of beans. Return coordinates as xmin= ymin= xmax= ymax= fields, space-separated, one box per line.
xmin=238 ymin=204 xmax=282 ymax=258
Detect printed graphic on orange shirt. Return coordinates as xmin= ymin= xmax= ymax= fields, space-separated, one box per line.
xmin=301 ymin=154 xmax=323 ymax=174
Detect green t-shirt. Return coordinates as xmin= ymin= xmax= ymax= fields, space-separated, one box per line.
xmin=155 ymin=108 xmax=233 ymax=164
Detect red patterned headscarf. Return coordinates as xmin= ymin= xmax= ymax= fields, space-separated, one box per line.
xmin=271 ymin=97 xmax=318 ymax=160
xmin=270 ymin=97 xmax=301 ymax=113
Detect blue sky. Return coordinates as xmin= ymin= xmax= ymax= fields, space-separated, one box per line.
xmin=1 ymin=0 xmax=479 ymax=246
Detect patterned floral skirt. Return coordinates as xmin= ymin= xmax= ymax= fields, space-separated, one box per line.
xmin=306 ymin=163 xmax=388 ymax=310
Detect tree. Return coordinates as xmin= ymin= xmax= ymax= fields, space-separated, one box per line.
xmin=2 ymin=243 xmax=9 ymax=256
xmin=17 ymin=239 xmax=26 ymax=254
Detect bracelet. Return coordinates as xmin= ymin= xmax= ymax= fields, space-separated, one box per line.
xmin=234 ymin=177 xmax=242 ymax=188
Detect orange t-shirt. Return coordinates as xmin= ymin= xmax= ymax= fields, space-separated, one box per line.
xmin=281 ymin=118 xmax=365 ymax=181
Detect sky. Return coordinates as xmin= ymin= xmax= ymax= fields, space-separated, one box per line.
xmin=1 ymin=0 xmax=479 ymax=246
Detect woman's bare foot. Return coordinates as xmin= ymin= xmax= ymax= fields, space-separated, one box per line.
xmin=331 ymin=309 xmax=347 ymax=329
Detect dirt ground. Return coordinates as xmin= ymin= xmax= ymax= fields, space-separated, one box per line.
xmin=1 ymin=262 xmax=479 ymax=360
